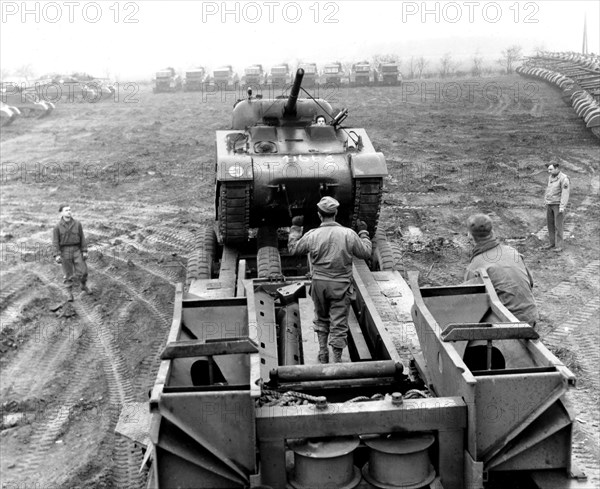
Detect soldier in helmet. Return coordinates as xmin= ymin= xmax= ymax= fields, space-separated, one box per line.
xmin=53 ymin=204 xmax=91 ymax=301
xmin=315 ymin=115 xmax=327 ymax=125
xmin=288 ymin=196 xmax=372 ymax=363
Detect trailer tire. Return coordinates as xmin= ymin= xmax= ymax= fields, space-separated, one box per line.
xmin=186 ymin=226 xmax=216 ymax=286
xmin=372 ymin=231 xmax=403 ymax=271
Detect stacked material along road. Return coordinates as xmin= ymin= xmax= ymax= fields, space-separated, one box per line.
xmin=517 ymin=51 xmax=600 ymax=139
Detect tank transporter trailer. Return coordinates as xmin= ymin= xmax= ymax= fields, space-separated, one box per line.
xmin=117 ymin=70 xmax=582 ymax=489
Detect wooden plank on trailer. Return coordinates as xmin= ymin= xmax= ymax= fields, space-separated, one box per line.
xmin=352 ymin=261 xmax=402 ymax=363
xmin=219 ymin=245 xmax=238 ymax=296
xmin=372 ymin=270 xmax=414 ymax=322
xmin=347 ymin=308 xmax=372 ymax=361
xmin=299 ymin=298 xmax=319 ymax=365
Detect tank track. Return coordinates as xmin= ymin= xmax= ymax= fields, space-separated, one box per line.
xmin=218 ymin=181 xmax=251 ymax=245
xmin=351 ymin=178 xmax=383 ymax=236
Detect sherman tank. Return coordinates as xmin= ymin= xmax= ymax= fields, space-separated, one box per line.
xmin=215 ymin=68 xmax=387 ymax=245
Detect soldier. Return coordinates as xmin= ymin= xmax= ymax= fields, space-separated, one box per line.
xmin=544 ymin=162 xmax=570 ymax=252
xmin=315 ymin=115 xmax=326 ymax=125
xmin=464 ymin=214 xmax=539 ymax=327
xmin=288 ymin=196 xmax=372 ymax=363
xmin=53 ymin=204 xmax=91 ymax=301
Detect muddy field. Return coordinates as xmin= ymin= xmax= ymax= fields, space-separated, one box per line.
xmin=1 ymin=75 xmax=599 ymax=488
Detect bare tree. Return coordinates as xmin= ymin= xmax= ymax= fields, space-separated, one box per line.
xmin=532 ymin=44 xmax=546 ymax=56
xmin=471 ymin=52 xmax=484 ymax=77
xmin=415 ymin=56 xmax=429 ymax=79
xmin=439 ymin=52 xmax=455 ymax=78
xmin=498 ymin=45 xmax=522 ymax=74
xmin=408 ymin=57 xmax=416 ymax=79
xmin=15 ymin=64 xmax=35 ymax=82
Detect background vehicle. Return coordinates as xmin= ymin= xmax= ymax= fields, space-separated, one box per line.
xmin=350 ymin=61 xmax=376 ymax=86
xmin=322 ymin=61 xmax=348 ymax=86
xmin=297 ymin=62 xmax=319 ymax=87
xmin=241 ymin=64 xmax=266 ymax=87
xmin=153 ymin=67 xmax=182 ymax=93
xmin=267 ymin=63 xmax=293 ymax=91
xmin=212 ymin=65 xmax=239 ymax=90
xmin=183 ymin=67 xmax=208 ymax=91
xmin=378 ymin=62 xmax=403 ymax=86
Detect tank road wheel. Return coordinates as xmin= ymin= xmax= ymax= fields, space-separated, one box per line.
xmin=372 ymin=230 xmax=404 ymax=271
xmin=218 ymin=182 xmax=251 ymax=245
xmin=257 ymin=227 xmax=282 ymax=279
xmin=186 ymin=226 xmax=217 ymax=287
xmin=351 ymin=178 xmax=383 ymax=237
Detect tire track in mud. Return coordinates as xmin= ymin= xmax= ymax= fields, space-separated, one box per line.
xmin=539 ymin=259 xmax=600 ymax=485
xmin=0 ymin=270 xmax=35 ymax=310
xmin=3 ymin=273 xmax=101 ymax=486
xmin=75 ymin=296 xmax=146 ymax=489
xmin=2 ymin=268 xmax=147 ymax=488
xmin=88 ymin=260 xmax=173 ymax=399
xmin=1 ymin=314 xmax=74 ymax=399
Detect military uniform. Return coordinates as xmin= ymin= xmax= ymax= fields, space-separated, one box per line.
xmin=465 ymin=243 xmax=539 ymax=326
xmin=544 ymin=171 xmax=570 ymax=249
xmin=288 ymin=197 xmax=372 ymax=362
xmin=53 ymin=218 xmax=88 ymax=296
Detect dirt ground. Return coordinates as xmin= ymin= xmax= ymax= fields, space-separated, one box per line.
xmin=1 ymin=75 xmax=598 ymax=488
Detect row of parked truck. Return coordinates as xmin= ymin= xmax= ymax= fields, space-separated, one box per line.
xmin=153 ymin=61 xmax=402 ymax=92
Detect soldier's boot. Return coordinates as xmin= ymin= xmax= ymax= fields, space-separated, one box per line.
xmin=81 ymin=282 xmax=91 ymax=294
xmin=332 ymin=347 xmax=344 ymax=363
xmin=66 ymin=288 xmax=74 ymax=302
xmin=317 ymin=332 xmax=329 ymax=364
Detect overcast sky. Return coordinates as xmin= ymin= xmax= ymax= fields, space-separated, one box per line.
xmin=2 ymin=0 xmax=599 ymax=79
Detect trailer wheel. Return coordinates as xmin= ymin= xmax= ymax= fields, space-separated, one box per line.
xmin=186 ymin=226 xmax=216 ymax=286
xmin=257 ymin=227 xmax=282 ymax=279
xmin=372 ymin=231 xmax=403 ymax=271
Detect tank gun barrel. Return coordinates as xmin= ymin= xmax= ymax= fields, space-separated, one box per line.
xmin=284 ymin=68 xmax=304 ymax=117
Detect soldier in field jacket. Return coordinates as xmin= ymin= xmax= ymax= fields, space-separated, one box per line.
xmin=544 ymin=162 xmax=570 ymax=252
xmin=464 ymin=214 xmax=539 ymax=327
xmin=288 ymin=197 xmax=372 ymax=363
xmin=52 ymin=204 xmax=91 ymax=301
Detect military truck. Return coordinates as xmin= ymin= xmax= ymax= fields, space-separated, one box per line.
xmin=153 ymin=67 xmax=182 ymax=93
xmin=183 ymin=67 xmax=208 ymax=92
xmin=267 ymin=63 xmax=292 ymax=88
xmin=297 ymin=62 xmax=319 ymax=88
xmin=322 ymin=61 xmax=348 ymax=86
xmin=378 ymin=62 xmax=403 ymax=86
xmin=350 ymin=61 xmax=376 ymax=86
xmin=241 ymin=64 xmax=266 ymax=87
xmin=212 ymin=65 xmax=239 ymax=90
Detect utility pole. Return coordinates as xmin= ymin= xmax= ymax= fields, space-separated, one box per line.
xmin=582 ymin=14 xmax=588 ymax=55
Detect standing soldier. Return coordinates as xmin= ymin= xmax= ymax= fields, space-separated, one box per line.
xmin=544 ymin=162 xmax=570 ymax=252
xmin=53 ymin=204 xmax=91 ymax=301
xmin=288 ymin=196 xmax=372 ymax=363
